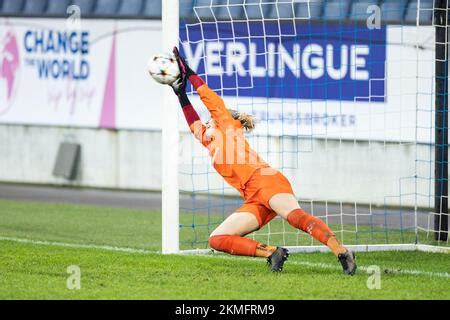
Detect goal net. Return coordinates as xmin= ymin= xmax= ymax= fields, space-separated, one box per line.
xmin=167 ymin=0 xmax=449 ymax=253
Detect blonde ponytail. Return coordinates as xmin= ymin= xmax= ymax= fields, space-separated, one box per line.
xmin=229 ymin=109 xmax=256 ymax=132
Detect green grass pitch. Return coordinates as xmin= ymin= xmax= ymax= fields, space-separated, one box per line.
xmin=0 ymin=199 xmax=449 ymax=300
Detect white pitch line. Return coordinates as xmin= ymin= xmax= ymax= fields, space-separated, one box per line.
xmin=204 ymin=254 xmax=450 ymax=279
xmin=1 ymin=236 xmax=449 ymax=279
xmin=0 ymin=236 xmax=154 ymax=254
xmin=283 ymin=260 xmax=450 ymax=279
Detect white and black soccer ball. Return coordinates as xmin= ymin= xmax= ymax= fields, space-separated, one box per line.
xmin=147 ymin=52 xmax=180 ymax=85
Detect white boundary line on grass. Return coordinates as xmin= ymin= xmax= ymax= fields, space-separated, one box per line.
xmin=182 ymin=244 xmax=450 ymax=254
xmin=0 ymin=236 xmax=153 ymax=254
xmin=1 ymin=236 xmax=449 ymax=279
xmin=212 ymin=255 xmax=450 ymax=279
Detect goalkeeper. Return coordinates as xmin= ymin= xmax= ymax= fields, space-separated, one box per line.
xmin=170 ymin=47 xmax=356 ymax=275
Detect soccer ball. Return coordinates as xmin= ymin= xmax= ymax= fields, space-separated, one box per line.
xmin=147 ymin=52 xmax=180 ymax=85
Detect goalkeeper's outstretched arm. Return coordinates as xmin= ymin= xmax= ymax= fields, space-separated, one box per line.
xmin=172 ymin=47 xmax=235 ymax=129
xmin=170 ymin=77 xmax=207 ymax=145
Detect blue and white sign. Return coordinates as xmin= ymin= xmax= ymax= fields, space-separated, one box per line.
xmin=180 ymin=22 xmax=386 ymax=102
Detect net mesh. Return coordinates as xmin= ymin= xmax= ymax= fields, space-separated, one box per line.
xmin=177 ymin=0 xmax=448 ymax=250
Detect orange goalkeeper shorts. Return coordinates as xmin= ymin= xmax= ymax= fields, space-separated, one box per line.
xmin=235 ymin=168 xmax=294 ymax=228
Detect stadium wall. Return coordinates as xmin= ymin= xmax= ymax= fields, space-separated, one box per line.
xmin=0 ymin=124 xmax=162 ymax=190
xmin=0 ymin=123 xmax=435 ymax=208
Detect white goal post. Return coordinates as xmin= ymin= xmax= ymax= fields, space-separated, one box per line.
xmin=161 ymin=0 xmax=449 ymax=255
xmin=161 ymin=0 xmax=180 ymax=254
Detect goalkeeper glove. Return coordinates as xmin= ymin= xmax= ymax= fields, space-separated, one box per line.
xmin=173 ymin=46 xmax=196 ymax=78
xmin=170 ymin=76 xmax=186 ymax=96
xmin=172 ymin=46 xmax=205 ymax=91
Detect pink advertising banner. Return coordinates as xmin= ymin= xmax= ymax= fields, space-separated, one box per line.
xmin=0 ymin=18 xmax=164 ymax=130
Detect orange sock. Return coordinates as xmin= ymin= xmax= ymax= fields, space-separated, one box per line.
xmin=287 ymin=208 xmax=336 ymax=246
xmin=209 ymin=235 xmax=276 ymax=257
xmin=326 ymin=236 xmax=348 ymax=256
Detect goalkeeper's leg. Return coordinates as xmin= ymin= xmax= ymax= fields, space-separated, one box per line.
xmin=209 ymin=212 xmax=289 ymax=271
xmin=268 ymin=193 xmax=346 ymax=255
xmin=209 ymin=212 xmax=277 ymax=257
xmin=269 ymin=193 xmax=357 ymax=275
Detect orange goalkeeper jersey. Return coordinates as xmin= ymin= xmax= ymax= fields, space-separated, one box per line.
xmin=188 ymin=84 xmax=270 ymax=195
